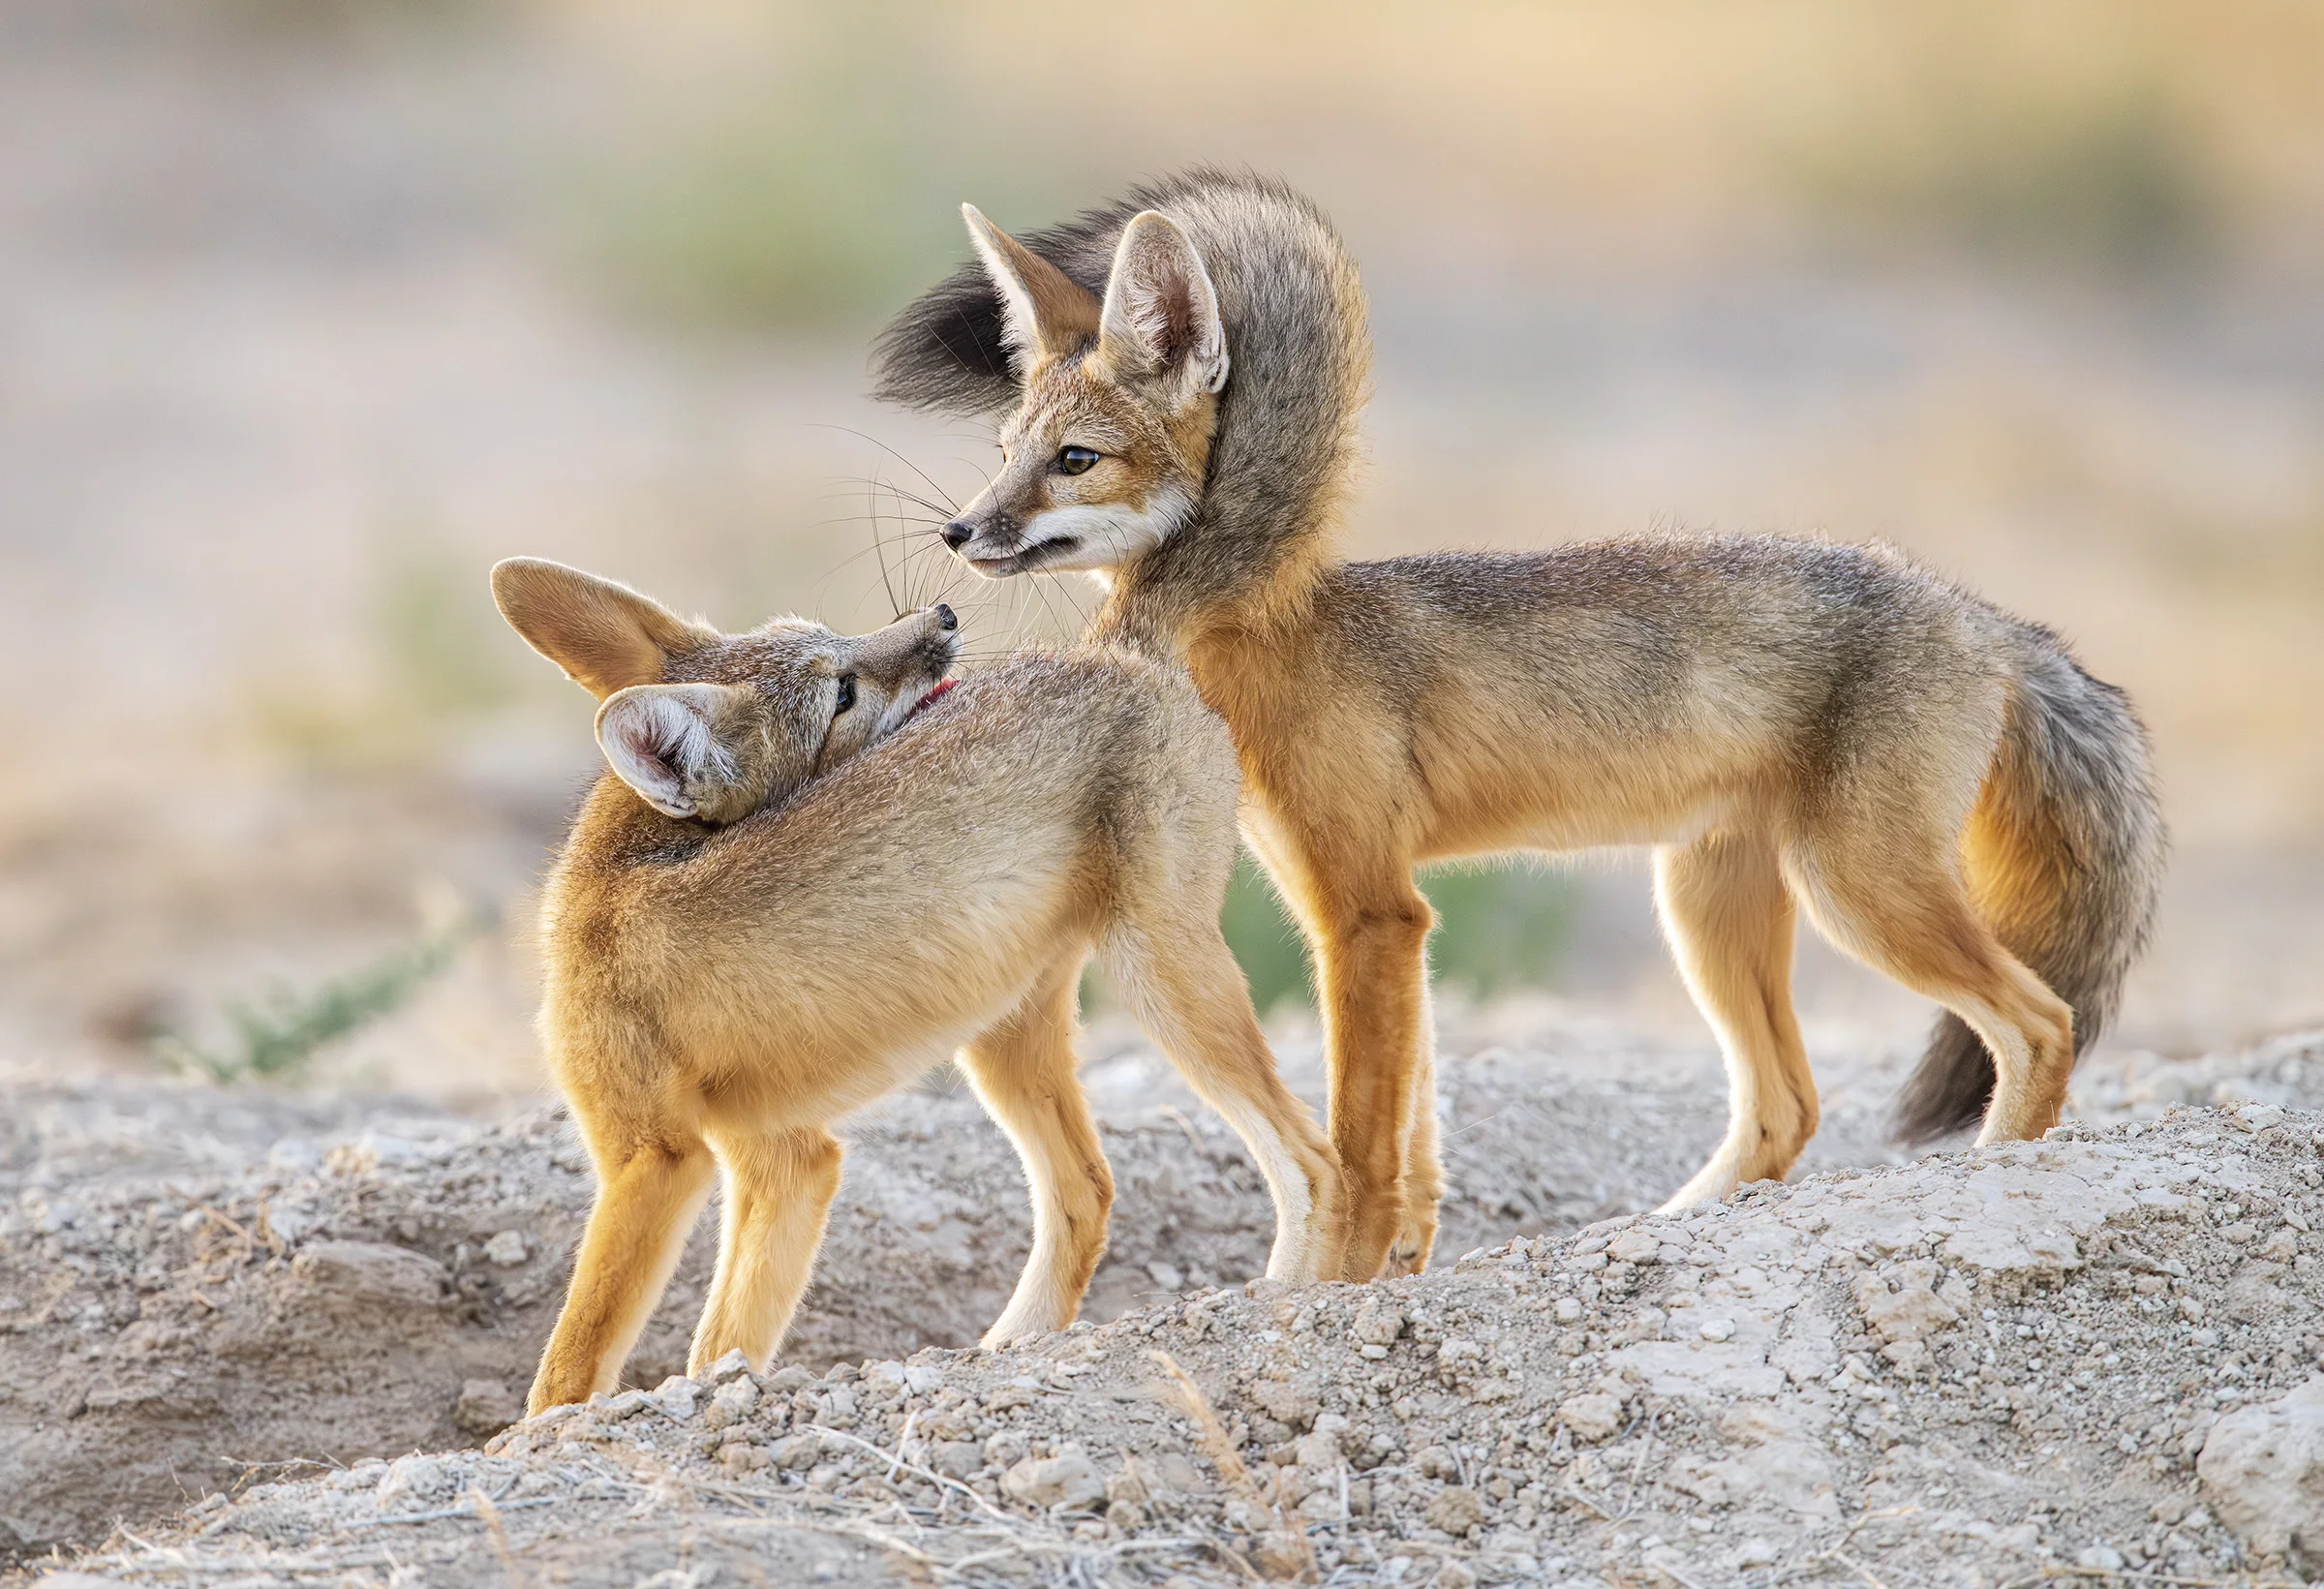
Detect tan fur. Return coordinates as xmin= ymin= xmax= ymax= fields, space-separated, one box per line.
xmin=492 ymin=559 xmax=1343 ymax=1411
xmin=906 ymin=177 xmax=2162 ymax=1281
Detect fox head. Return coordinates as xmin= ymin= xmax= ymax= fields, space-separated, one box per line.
xmin=937 ymin=204 xmax=1228 ymax=578
xmin=491 ymin=558 xmax=958 ymax=824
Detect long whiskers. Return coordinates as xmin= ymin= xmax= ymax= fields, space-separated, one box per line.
xmin=806 ymin=424 xmax=963 ymax=518
xmin=804 ymin=428 xmax=1082 ymax=664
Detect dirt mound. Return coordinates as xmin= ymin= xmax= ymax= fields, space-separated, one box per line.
xmin=8 ymin=1027 xmax=2324 ymax=1584
xmin=17 ymin=1099 xmax=2324 ymax=1588
xmin=7 ymin=1019 xmax=1880 ymax=1558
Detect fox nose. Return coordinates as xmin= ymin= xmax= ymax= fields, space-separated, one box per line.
xmin=940 ymin=519 xmax=974 ymax=550
xmin=933 ymin=602 xmax=956 ymax=631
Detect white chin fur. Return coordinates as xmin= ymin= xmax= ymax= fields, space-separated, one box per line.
xmin=1007 ymin=488 xmax=1189 ymax=572
xmin=875 ymin=675 xmax=938 ymax=738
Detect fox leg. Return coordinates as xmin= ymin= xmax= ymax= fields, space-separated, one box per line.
xmin=687 ymin=1125 xmax=843 ymax=1376
xmin=528 ymin=1115 xmax=716 ymax=1415
xmin=1389 ymin=978 xmax=1444 ymax=1276
xmin=1106 ymin=916 xmax=1347 ymax=1286
xmin=1653 ymin=832 xmax=1819 ymax=1211
xmin=1308 ymin=880 xmax=1436 ymax=1282
xmin=1786 ymin=832 xmax=2075 ymax=1145
xmin=959 ymin=956 xmax=1116 ymax=1347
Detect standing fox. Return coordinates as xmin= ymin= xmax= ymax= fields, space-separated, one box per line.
xmin=491 ymin=558 xmax=1342 ymax=1411
xmin=873 ymin=169 xmax=2166 ymax=1278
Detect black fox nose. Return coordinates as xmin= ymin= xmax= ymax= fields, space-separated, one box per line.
xmin=940 ymin=520 xmax=974 ymax=550
xmin=933 ymin=602 xmax=957 ymax=631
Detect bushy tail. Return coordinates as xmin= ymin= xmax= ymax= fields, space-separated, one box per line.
xmin=1893 ymin=627 xmax=2166 ymax=1143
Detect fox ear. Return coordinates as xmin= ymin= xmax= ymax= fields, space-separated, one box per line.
xmin=595 ymin=684 xmax=752 ymax=820
xmin=491 ymin=558 xmax=709 ymax=700
xmin=962 ymin=203 xmax=1100 ymax=376
xmin=1098 ymin=210 xmax=1228 ymax=398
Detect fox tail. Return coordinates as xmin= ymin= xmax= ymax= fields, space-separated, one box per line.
xmin=1893 ymin=626 xmax=2166 ymax=1144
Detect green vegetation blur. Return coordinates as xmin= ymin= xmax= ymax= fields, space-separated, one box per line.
xmin=1218 ymin=857 xmax=1578 ymax=1017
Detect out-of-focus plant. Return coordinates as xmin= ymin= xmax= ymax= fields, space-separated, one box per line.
xmin=154 ymin=899 xmax=486 ymax=1084
xmin=1794 ymin=74 xmax=2219 ymax=274
xmin=1420 ymin=861 xmax=1581 ymax=1004
xmin=244 ymin=530 xmax=524 ymax=769
xmin=372 ymin=538 xmax=523 ymax=719
xmin=556 ymin=13 xmax=961 ymax=332
xmin=547 ymin=6 xmax=1089 ymax=334
xmin=1208 ymin=854 xmax=1578 ymax=1017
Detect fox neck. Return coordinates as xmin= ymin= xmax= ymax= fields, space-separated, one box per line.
xmin=562 ymin=774 xmax=714 ymax=877
xmin=1090 ymin=503 xmax=1335 ymax=659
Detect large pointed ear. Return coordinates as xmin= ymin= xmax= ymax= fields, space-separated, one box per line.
xmin=595 ymin=684 xmax=755 ymax=820
xmin=491 ymin=558 xmax=710 ymax=700
xmin=1097 ymin=210 xmax=1228 ymax=398
xmin=961 ymin=203 xmax=1100 ymax=377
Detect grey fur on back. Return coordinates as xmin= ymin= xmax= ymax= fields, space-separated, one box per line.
xmin=873 ymin=168 xmax=1372 ymax=642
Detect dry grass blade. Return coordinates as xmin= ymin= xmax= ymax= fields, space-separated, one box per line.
xmin=465 ymin=1485 xmax=527 ymax=1589
xmin=1148 ymin=1350 xmax=1317 ymax=1584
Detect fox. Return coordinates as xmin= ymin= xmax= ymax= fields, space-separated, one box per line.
xmin=489 ymin=557 xmax=1343 ymax=1412
xmin=872 ymin=168 xmax=2167 ymax=1280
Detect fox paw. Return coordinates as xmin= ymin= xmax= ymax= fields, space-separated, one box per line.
xmin=1383 ymin=1217 xmax=1436 ymax=1277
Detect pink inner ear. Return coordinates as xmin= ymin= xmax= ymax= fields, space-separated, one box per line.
xmin=613 ymin=714 xmax=667 ymax=769
xmin=603 ymin=700 xmax=690 ymax=804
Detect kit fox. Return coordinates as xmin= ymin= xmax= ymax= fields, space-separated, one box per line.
xmin=492 ymin=557 xmax=1342 ymax=1411
xmin=873 ymin=169 xmax=2166 ymax=1279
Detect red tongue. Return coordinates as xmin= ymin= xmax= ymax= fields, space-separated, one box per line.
xmin=910 ymin=679 xmax=959 ymax=717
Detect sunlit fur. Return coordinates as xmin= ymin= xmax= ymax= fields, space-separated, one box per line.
xmin=491 ymin=558 xmax=1343 ymax=1412
xmin=878 ymin=170 xmax=2167 ymax=1281
xmin=938 ymin=206 xmax=1223 ymax=579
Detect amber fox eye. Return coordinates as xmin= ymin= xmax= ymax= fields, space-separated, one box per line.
xmin=1056 ymin=445 xmax=1100 ymax=475
xmin=834 ymin=675 xmax=856 ymax=713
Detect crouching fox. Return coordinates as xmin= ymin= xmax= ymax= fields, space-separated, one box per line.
xmin=492 ymin=558 xmax=1342 ymax=1412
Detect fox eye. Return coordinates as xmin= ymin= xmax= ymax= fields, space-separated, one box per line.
xmin=1056 ymin=445 xmax=1100 ymax=475
xmin=834 ymin=675 xmax=856 ymax=714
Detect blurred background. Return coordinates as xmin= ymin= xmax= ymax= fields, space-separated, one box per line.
xmin=4 ymin=0 xmax=2320 ymax=1100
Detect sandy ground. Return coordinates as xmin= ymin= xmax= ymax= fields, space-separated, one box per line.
xmin=8 ymin=1023 xmax=2324 ymax=1585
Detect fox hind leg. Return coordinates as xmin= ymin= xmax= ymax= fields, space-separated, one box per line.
xmin=960 ymin=955 xmax=1116 ymax=1348
xmin=1106 ymin=914 xmax=1346 ymax=1286
xmin=528 ymin=1115 xmax=716 ymax=1416
xmin=1653 ymin=832 xmax=1819 ymax=1212
xmin=1786 ymin=828 xmax=2074 ymax=1146
xmin=687 ymin=1125 xmax=843 ymax=1377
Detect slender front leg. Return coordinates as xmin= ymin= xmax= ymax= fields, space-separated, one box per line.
xmin=1389 ymin=973 xmax=1444 ymax=1275
xmin=957 ymin=956 xmax=1115 ymax=1348
xmin=688 ymin=1126 xmax=844 ymax=1375
xmin=1105 ymin=913 xmax=1345 ymax=1285
xmin=530 ymin=1118 xmax=717 ymax=1415
xmin=1310 ymin=881 xmax=1436 ymax=1281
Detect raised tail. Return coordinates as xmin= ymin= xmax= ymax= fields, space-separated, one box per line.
xmin=1893 ymin=626 xmax=2167 ymax=1144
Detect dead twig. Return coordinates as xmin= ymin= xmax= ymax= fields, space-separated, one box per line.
xmin=342 ymin=1496 xmax=560 ymax=1531
xmin=805 ymin=1424 xmax=1017 ymax=1523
